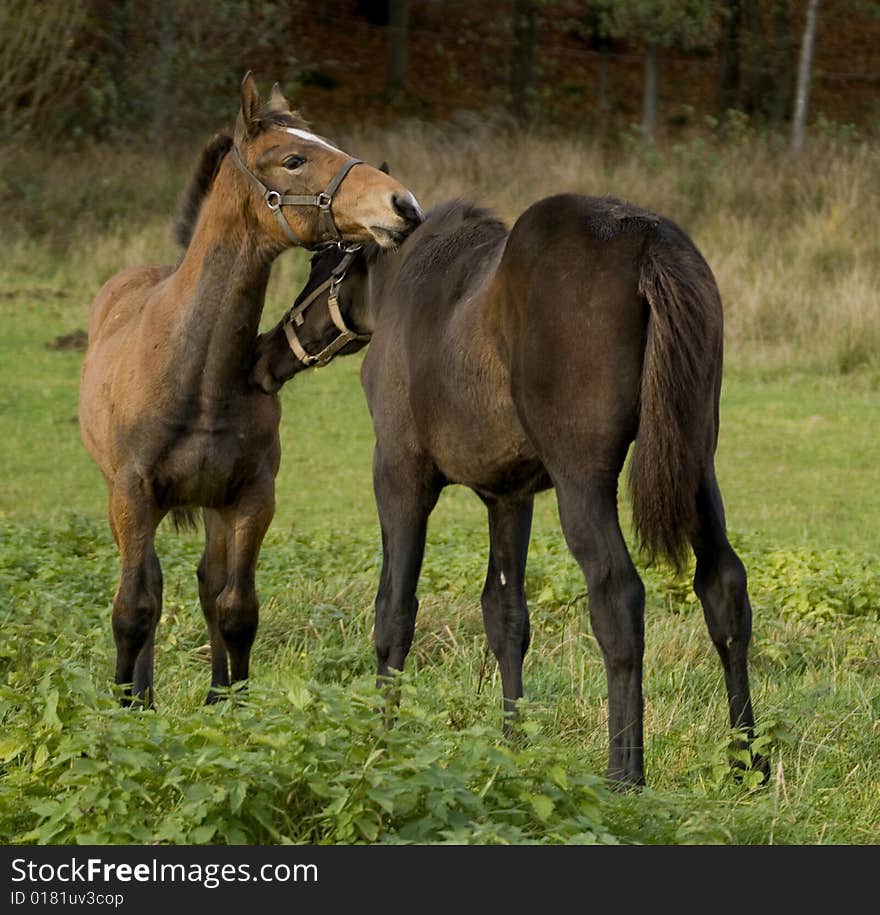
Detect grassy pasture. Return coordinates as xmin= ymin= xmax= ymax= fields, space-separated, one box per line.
xmin=0 ymin=128 xmax=878 ymax=844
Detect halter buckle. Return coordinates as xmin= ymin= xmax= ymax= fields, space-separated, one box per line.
xmin=265 ymin=190 xmax=282 ymax=211
xmin=316 ymin=192 xmax=332 ymax=210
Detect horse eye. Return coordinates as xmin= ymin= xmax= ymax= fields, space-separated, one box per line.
xmin=282 ymin=155 xmax=305 ymax=171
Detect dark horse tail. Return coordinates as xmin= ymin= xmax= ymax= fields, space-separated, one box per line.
xmin=629 ymin=220 xmax=724 ymax=571
xmin=169 ymin=508 xmax=200 ymax=533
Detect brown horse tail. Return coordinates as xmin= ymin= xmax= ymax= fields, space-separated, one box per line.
xmin=628 ymin=220 xmax=724 ymax=571
xmin=173 ymin=131 xmax=233 ymax=250
xmin=169 ymin=508 xmax=200 ymax=533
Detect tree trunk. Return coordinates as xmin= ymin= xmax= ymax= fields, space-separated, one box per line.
xmin=152 ymin=0 xmax=175 ymax=143
xmin=104 ymin=0 xmax=129 ymax=131
xmin=106 ymin=0 xmax=129 ymax=93
xmin=509 ymin=0 xmax=537 ymax=122
xmin=385 ymin=0 xmax=409 ymax=99
xmin=791 ymin=0 xmax=821 ymax=154
xmin=743 ymin=0 xmax=771 ymax=117
xmin=0 ymin=0 xmax=87 ymax=136
xmin=771 ymin=0 xmax=795 ymax=131
xmin=716 ymin=0 xmax=742 ymax=118
xmin=596 ymin=47 xmax=609 ymax=130
xmin=316 ymin=0 xmax=331 ymax=25
xmin=642 ymin=42 xmax=658 ymax=139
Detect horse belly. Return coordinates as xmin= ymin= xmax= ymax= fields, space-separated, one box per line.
xmin=151 ymin=419 xmax=280 ymax=510
xmin=406 ymin=334 xmax=547 ymax=495
xmin=157 ymin=443 xmax=241 ymax=507
xmin=423 ymin=407 xmax=546 ymax=497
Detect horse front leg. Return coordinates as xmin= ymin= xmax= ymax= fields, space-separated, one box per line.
xmin=108 ymin=474 xmax=163 ymax=707
xmin=372 ymin=446 xmax=441 ymax=718
xmin=480 ymin=494 xmax=533 ymax=731
xmin=198 ymin=508 xmax=231 ymax=703
xmin=213 ymin=474 xmax=275 ymax=690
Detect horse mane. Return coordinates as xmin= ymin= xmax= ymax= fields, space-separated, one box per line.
xmin=421 ymin=199 xmax=507 ymax=238
xmin=389 ymin=199 xmax=508 ymax=303
xmin=173 ymin=104 xmax=311 ymax=251
xmin=173 ymin=131 xmax=234 ymax=250
xmin=256 ymin=107 xmax=310 ymax=131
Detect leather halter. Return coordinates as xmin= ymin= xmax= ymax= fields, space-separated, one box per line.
xmin=229 ymin=143 xmax=363 ymax=247
xmin=282 ymin=245 xmax=370 ymax=368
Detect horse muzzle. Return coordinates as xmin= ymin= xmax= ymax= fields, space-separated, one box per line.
xmin=369 ymin=194 xmax=423 ymax=248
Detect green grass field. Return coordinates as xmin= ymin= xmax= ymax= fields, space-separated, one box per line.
xmin=1 ymin=131 xmax=878 ymax=844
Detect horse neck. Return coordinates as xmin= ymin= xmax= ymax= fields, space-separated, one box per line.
xmin=167 ymin=160 xmax=277 ymax=394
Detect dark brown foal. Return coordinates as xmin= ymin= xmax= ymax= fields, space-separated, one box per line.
xmin=252 ymin=194 xmax=766 ymax=787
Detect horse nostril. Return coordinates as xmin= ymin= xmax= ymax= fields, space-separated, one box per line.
xmin=392 ymin=194 xmax=422 ymax=225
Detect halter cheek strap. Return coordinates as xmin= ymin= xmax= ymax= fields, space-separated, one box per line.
xmin=282 ymin=247 xmax=370 ymax=368
xmin=230 ymin=143 xmax=363 ymax=247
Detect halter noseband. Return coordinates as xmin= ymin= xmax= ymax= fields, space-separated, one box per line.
xmin=282 ymin=245 xmax=370 ymax=368
xmin=230 ymin=143 xmax=363 ymax=247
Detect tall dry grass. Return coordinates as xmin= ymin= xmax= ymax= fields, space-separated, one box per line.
xmin=1 ymin=125 xmax=877 ymax=373
xmin=342 ymin=123 xmax=879 ymax=374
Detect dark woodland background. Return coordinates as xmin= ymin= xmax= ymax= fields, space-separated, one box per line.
xmin=2 ymin=0 xmax=878 ymax=147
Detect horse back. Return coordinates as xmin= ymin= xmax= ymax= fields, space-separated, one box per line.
xmin=85 ymin=264 xmax=174 ymax=345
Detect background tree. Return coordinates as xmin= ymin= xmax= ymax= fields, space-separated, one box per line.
xmin=385 ymin=0 xmax=410 ymax=103
xmin=791 ymin=0 xmax=821 ymax=153
xmin=0 ymin=0 xmax=89 ymax=137
xmin=574 ymin=4 xmax=621 ymax=131
xmin=152 ymin=0 xmax=176 ymax=143
xmin=742 ymin=0 xmax=772 ymax=116
xmin=716 ymin=0 xmax=794 ymax=130
xmin=509 ymin=0 xmax=538 ymax=121
xmin=715 ymin=0 xmax=741 ymax=117
xmin=770 ymin=0 xmax=796 ymax=130
xmin=1 ymin=0 xmax=876 ymax=148
xmin=601 ymin=0 xmax=719 ymax=139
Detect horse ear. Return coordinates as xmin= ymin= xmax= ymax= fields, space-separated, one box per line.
xmin=268 ymin=81 xmax=290 ymax=112
xmin=236 ymin=71 xmax=262 ymax=140
xmin=378 ymin=161 xmax=390 ymax=174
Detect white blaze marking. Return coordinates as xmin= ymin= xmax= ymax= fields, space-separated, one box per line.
xmin=500 ymin=571 xmax=507 ymax=586
xmin=401 ymin=191 xmax=423 ymax=218
xmin=283 ymin=127 xmax=341 ymax=153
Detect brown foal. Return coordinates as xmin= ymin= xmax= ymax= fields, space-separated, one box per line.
xmin=78 ymin=74 xmax=422 ymax=705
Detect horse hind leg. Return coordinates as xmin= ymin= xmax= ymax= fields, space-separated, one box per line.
xmin=198 ymin=508 xmax=230 ymax=703
xmin=108 ymin=477 xmax=163 ymax=707
xmin=480 ymin=495 xmax=533 ymax=731
xmin=554 ymin=473 xmax=646 ymax=787
xmin=691 ymin=468 xmax=769 ymax=782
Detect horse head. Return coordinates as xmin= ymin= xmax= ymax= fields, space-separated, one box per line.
xmin=250 ymin=242 xmax=372 ymax=393
xmin=233 ymin=73 xmax=421 ymax=251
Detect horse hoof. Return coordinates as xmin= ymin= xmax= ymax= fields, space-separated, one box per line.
xmin=732 ymin=753 xmax=771 ymax=787
xmin=605 ymin=769 xmax=645 ymax=792
xmin=754 ymin=755 xmax=771 ymax=785
xmin=120 ymin=697 xmax=154 ymax=710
